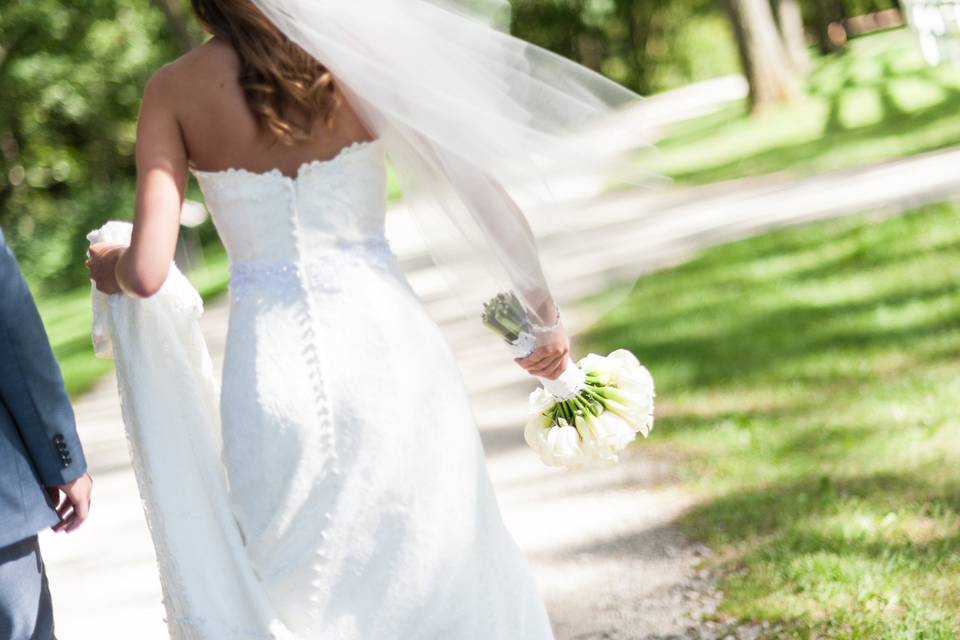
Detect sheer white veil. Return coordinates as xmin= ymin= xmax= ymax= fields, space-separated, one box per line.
xmin=251 ymin=0 xmax=655 ymax=344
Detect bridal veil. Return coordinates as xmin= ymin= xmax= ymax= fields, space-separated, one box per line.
xmin=248 ymin=0 xmax=652 ymax=340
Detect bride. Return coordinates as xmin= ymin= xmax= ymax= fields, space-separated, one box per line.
xmin=85 ymin=0 xmax=641 ymax=637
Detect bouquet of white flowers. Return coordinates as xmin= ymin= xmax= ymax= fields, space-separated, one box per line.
xmin=481 ymin=292 xmax=655 ymax=469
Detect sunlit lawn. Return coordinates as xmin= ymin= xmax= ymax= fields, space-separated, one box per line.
xmin=582 ymin=201 xmax=960 ymax=638
xmin=37 ymin=288 xmax=113 ymax=397
xmin=648 ymin=28 xmax=960 ymax=184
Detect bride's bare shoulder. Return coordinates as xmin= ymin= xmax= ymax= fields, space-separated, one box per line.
xmin=145 ymin=37 xmax=238 ymax=95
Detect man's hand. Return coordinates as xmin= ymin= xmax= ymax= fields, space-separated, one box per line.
xmin=46 ymin=473 xmax=93 ymax=533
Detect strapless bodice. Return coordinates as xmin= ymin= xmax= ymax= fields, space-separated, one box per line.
xmin=190 ymin=139 xmax=388 ymax=265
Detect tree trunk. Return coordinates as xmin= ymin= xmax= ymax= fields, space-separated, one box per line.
xmin=149 ymin=0 xmax=202 ymax=53
xmin=726 ymin=0 xmax=802 ymax=112
xmin=773 ymin=0 xmax=811 ymax=75
xmin=620 ymin=0 xmax=662 ymax=94
xmin=813 ymin=0 xmax=845 ymax=54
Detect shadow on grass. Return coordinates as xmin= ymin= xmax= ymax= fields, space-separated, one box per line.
xmin=787 ymin=235 xmax=960 ymax=283
xmin=682 ymin=471 xmax=958 ymax=542
xmin=579 ymin=201 xmax=960 ymax=634
xmin=677 ymin=473 xmax=960 ymax=637
xmin=587 ymin=278 xmax=960 ymax=389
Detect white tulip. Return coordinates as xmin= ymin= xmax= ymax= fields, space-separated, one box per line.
xmin=573 ymin=412 xmax=629 ymax=466
xmin=524 ymin=411 xmax=552 ymax=452
xmin=540 ymin=421 xmax=584 ymax=468
xmin=633 ymin=412 xmax=655 ymax=438
xmin=607 ymin=348 xmax=640 ymax=368
xmin=608 ymin=349 xmax=655 ymax=397
xmin=592 ymin=411 xmax=636 ymax=451
xmin=577 ymin=352 xmax=614 ymax=377
xmin=604 ymin=388 xmax=655 ymax=436
xmin=584 ymin=349 xmax=655 ymax=437
xmin=527 ymin=386 xmax=557 ymax=417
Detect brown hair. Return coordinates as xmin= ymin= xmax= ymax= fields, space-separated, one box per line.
xmin=191 ymin=0 xmax=339 ymax=145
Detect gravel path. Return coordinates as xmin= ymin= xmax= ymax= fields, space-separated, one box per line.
xmin=40 ymin=142 xmax=960 ymax=638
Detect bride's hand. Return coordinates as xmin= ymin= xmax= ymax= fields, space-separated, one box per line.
xmin=85 ymin=243 xmax=126 ymax=295
xmin=514 ymin=330 xmax=571 ymax=380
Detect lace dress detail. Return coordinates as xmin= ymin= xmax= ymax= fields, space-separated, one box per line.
xmin=96 ymin=140 xmax=554 ymax=639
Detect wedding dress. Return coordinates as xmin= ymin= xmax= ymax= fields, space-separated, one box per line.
xmin=91 ymin=138 xmax=555 ymax=639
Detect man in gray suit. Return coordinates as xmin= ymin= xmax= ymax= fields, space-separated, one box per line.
xmin=0 ymin=228 xmax=92 ymax=639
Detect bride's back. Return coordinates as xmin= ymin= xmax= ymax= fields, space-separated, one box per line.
xmin=165 ymin=36 xmax=374 ymax=178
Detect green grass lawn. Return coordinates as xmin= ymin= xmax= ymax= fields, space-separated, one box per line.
xmin=37 ymin=287 xmax=114 ymax=398
xmin=581 ymin=201 xmax=960 ymax=638
xmin=648 ymin=28 xmax=960 ymax=185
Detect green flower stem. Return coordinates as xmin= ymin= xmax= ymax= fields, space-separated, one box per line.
xmin=592 ymin=385 xmax=627 ymax=405
xmin=582 ymin=386 xmax=610 ymax=407
xmin=574 ymin=406 xmax=598 ymax=441
xmin=574 ymin=395 xmax=592 ymax=416
xmin=601 ymin=398 xmax=633 ymax=422
xmin=584 ymin=371 xmax=612 ymax=385
xmin=537 ymin=375 xmax=620 ymax=426
xmin=581 ymin=384 xmax=636 ymax=421
xmin=545 ymin=410 xmax=558 ymax=426
xmin=481 ymin=291 xmax=533 ymax=345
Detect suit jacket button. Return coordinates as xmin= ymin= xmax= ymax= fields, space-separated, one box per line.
xmin=53 ymin=434 xmax=65 ymax=443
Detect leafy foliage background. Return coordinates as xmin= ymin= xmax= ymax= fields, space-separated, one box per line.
xmin=0 ymin=1 xmax=179 ymax=290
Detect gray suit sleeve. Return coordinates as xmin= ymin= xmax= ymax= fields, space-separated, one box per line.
xmin=0 ymin=231 xmax=87 ymax=485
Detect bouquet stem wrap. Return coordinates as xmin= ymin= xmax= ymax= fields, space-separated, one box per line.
xmin=538 ymin=357 xmax=586 ymax=400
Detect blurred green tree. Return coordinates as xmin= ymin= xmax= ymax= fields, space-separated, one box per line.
xmin=149 ymin=0 xmax=203 ymax=52
xmin=510 ymin=0 xmax=740 ymax=95
xmin=0 ymin=0 xmax=185 ymax=291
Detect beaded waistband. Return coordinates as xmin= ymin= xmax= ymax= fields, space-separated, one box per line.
xmin=228 ymin=236 xmax=396 ymax=298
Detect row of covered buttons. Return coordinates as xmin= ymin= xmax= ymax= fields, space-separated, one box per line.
xmin=52 ymin=433 xmax=73 ymax=468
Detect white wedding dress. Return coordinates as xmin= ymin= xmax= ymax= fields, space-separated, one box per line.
xmin=92 ymin=138 xmax=555 ymax=639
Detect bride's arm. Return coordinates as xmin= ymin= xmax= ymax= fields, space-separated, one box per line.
xmin=87 ymin=68 xmax=187 ymax=298
xmin=396 ymin=127 xmax=571 ymax=379
xmin=444 ymin=163 xmax=571 ymax=380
